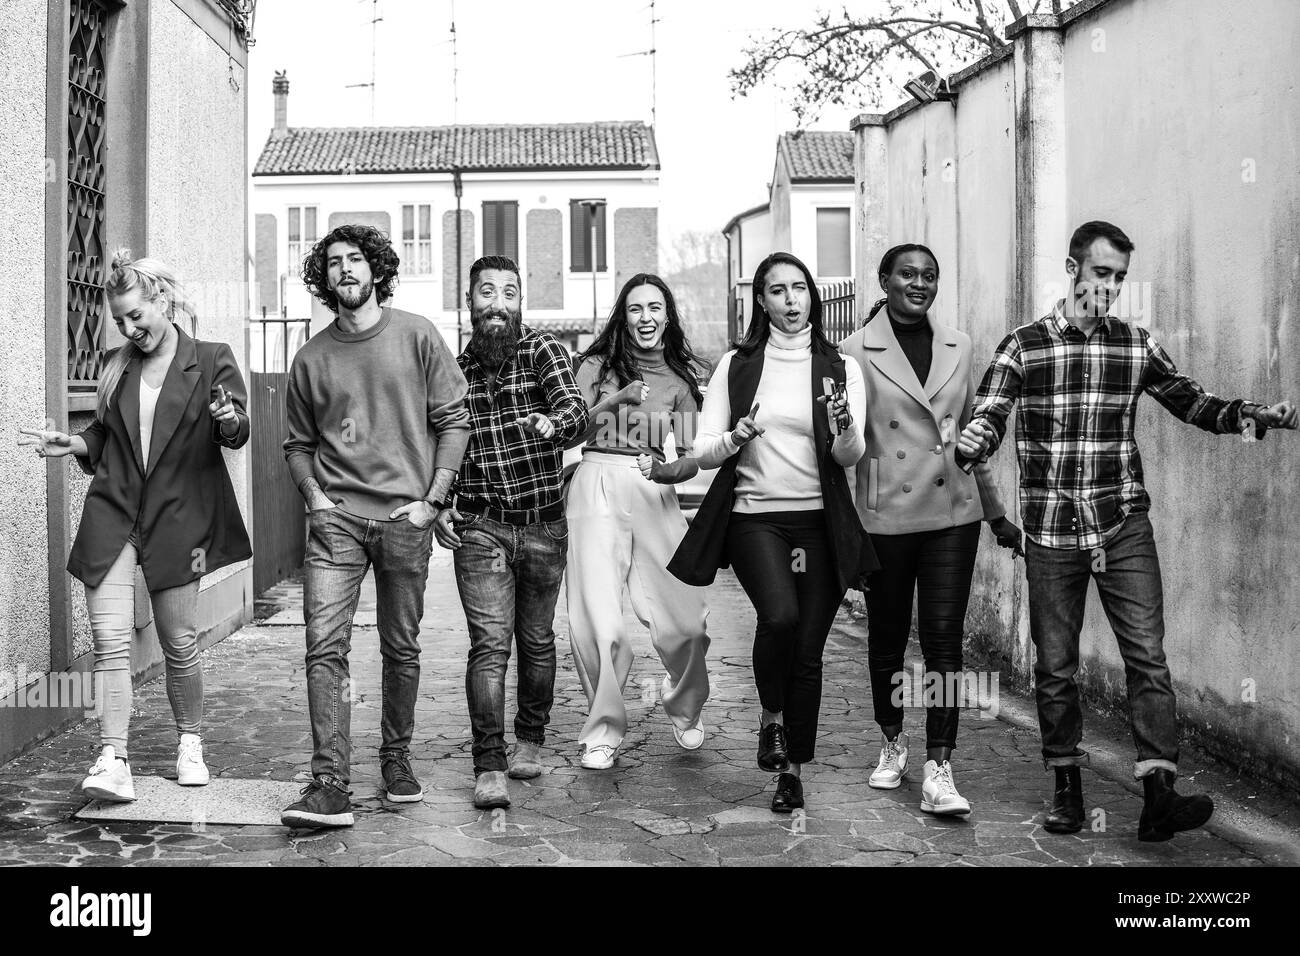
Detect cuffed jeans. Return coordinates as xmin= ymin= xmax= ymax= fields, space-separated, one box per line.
xmin=303 ymin=507 xmax=433 ymax=789
xmin=566 ymin=453 xmax=711 ymax=751
xmin=84 ymin=542 xmax=202 ymax=759
xmin=865 ymin=521 xmax=981 ymax=751
xmin=453 ymin=513 xmax=566 ymax=775
xmin=1025 ymin=511 xmax=1179 ymax=778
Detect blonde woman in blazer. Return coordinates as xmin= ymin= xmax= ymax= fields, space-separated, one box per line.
xmin=839 ymin=243 xmax=1021 ymax=817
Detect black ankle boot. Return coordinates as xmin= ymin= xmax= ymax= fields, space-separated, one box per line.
xmin=1138 ymin=769 xmax=1214 ymax=842
xmin=1043 ymin=766 xmax=1085 ymax=834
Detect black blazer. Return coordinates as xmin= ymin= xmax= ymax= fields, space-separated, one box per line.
xmin=667 ymin=338 xmax=878 ymax=594
xmin=68 ymin=324 xmax=253 ymax=591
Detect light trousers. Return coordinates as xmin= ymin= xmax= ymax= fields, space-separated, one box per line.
xmin=83 ymin=542 xmax=203 ymax=758
xmin=566 ymin=452 xmax=711 ymax=750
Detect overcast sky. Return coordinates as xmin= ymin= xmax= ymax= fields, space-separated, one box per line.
xmin=247 ymin=0 xmax=874 ymax=245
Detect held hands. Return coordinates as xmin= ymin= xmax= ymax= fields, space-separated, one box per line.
xmin=516 ymin=412 xmax=557 ymax=440
xmin=957 ymin=421 xmax=992 ymax=460
xmin=987 ymin=515 xmax=1025 ymax=557
xmin=637 ymin=453 xmax=660 ymax=481
xmin=612 ymin=380 xmax=649 ymax=406
xmin=731 ymin=404 xmax=765 ymax=447
xmin=17 ymin=427 xmax=75 ymax=459
xmin=208 ymin=384 xmax=239 ymax=435
xmin=433 ymin=505 xmax=465 ymax=550
xmin=390 ymin=500 xmax=438 ymax=529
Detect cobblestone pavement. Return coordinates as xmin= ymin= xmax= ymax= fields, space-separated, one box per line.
xmin=1 ymin=554 xmax=1297 ymax=867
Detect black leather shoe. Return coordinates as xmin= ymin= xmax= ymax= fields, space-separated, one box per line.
xmin=771 ymin=772 xmax=804 ymax=813
xmin=1138 ymin=769 xmax=1213 ymax=842
xmin=1043 ymin=766 xmax=1085 ymax=834
xmin=757 ymin=723 xmax=790 ymax=772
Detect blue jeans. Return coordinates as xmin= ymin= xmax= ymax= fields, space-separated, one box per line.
xmin=453 ymin=514 xmax=567 ymax=775
xmin=302 ymin=507 xmax=433 ymax=789
xmin=1025 ymin=511 xmax=1179 ymax=777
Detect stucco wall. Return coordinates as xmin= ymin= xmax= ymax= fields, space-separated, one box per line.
xmin=1059 ymin=0 xmax=1300 ymax=778
xmin=0 ymin=0 xmax=52 ymax=683
xmin=147 ymin=0 xmax=250 ymax=596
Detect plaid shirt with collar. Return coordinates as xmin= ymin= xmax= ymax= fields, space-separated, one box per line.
xmin=453 ymin=325 xmax=588 ymax=512
xmin=971 ymin=302 xmax=1261 ymax=550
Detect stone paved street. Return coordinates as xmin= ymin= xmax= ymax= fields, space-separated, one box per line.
xmin=1 ymin=554 xmax=1297 ymax=867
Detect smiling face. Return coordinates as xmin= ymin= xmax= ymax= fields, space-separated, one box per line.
xmin=760 ymin=262 xmax=811 ymax=335
xmin=623 ymin=282 xmax=667 ymax=350
xmin=325 ymin=240 xmax=375 ymax=312
xmin=880 ymin=250 xmax=939 ymax=321
xmin=1067 ymin=237 xmax=1129 ymax=318
xmin=109 ymin=287 xmax=173 ymax=354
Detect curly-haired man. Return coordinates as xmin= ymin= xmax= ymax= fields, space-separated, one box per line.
xmin=280 ymin=224 xmax=471 ymax=828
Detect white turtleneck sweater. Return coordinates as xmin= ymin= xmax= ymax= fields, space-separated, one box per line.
xmin=694 ymin=325 xmax=866 ymax=513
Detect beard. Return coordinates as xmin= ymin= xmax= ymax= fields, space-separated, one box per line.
xmin=466 ymin=306 xmax=523 ymax=367
xmin=333 ymin=278 xmax=374 ymax=311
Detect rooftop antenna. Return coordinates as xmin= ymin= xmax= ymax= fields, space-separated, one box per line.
xmin=617 ymin=0 xmax=658 ymax=127
xmin=450 ymin=0 xmax=459 ymax=123
xmin=344 ymin=0 xmax=383 ymax=122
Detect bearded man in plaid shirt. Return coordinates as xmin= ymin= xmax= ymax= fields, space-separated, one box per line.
xmin=959 ymin=221 xmax=1297 ymax=842
xmin=433 ymin=256 xmax=588 ymax=810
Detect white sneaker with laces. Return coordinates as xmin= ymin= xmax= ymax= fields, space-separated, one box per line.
xmin=580 ymin=744 xmax=618 ymax=770
xmin=81 ymin=746 xmax=136 ymax=802
xmin=921 ymin=759 xmax=971 ymax=816
xmin=177 ymin=733 xmax=210 ymax=786
xmin=672 ymin=718 xmax=706 ymax=751
xmin=868 ymin=731 xmax=910 ymax=789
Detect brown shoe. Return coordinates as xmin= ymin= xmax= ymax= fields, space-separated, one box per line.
xmin=507 ymin=742 xmax=543 ymax=780
xmin=473 ymin=770 xmax=511 ymax=809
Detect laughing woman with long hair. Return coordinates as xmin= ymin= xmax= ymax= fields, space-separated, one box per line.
xmin=17 ymin=250 xmax=251 ymax=802
xmin=669 ymin=252 xmax=877 ymax=813
xmin=564 ymin=274 xmax=713 ymax=770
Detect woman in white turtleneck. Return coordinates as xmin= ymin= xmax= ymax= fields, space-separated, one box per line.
xmin=672 ymin=251 xmax=875 ymax=814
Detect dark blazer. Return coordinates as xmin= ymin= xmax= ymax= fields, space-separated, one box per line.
xmin=667 ymin=338 xmax=878 ymax=594
xmin=68 ymin=324 xmax=253 ymax=591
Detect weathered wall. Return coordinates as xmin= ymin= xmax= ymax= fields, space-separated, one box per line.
xmin=853 ymin=0 xmax=1300 ymax=785
xmin=0 ymin=0 xmax=52 ymax=685
xmin=148 ymin=0 xmax=250 ymax=604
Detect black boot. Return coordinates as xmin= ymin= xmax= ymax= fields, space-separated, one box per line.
xmin=1138 ymin=769 xmax=1214 ymax=842
xmin=757 ymin=723 xmax=790 ymax=772
xmin=1043 ymin=766 xmax=1085 ymax=834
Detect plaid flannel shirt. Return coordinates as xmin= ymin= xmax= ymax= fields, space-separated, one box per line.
xmin=971 ymin=303 xmax=1261 ymax=550
xmin=453 ymin=326 xmax=588 ymax=511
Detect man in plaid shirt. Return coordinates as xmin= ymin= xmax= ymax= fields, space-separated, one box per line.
xmin=960 ymin=221 xmax=1297 ymax=842
xmin=433 ymin=255 xmax=588 ymax=810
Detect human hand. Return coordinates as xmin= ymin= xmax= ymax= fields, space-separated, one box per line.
xmin=390 ymin=500 xmax=438 ymax=529
xmin=731 ymin=404 xmax=765 ymax=446
xmin=17 ymin=427 xmax=75 ymax=459
xmin=433 ymin=506 xmax=464 ymax=550
xmin=517 ymin=412 xmax=557 ymax=440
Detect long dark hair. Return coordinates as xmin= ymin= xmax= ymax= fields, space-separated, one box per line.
xmin=865 ymin=242 xmax=940 ymax=325
xmin=576 ymin=273 xmax=708 ymax=407
xmin=737 ymin=252 xmax=835 ymax=355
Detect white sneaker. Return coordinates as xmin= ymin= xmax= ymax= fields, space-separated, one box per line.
xmin=672 ymin=718 xmax=706 ymax=751
xmin=580 ymin=744 xmax=618 ymax=770
xmin=868 ymin=731 xmax=910 ymax=789
xmin=921 ymin=759 xmax=971 ymax=816
xmin=177 ymin=733 xmax=210 ymax=786
xmin=81 ymin=747 xmax=136 ymax=802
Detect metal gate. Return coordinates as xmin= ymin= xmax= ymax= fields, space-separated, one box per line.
xmin=250 ymin=319 xmax=311 ymax=596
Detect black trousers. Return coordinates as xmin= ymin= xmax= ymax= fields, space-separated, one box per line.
xmin=727 ymin=510 xmax=845 ymax=764
xmin=865 ymin=521 xmax=981 ymax=751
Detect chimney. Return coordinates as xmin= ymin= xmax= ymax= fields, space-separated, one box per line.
xmin=272 ymin=71 xmax=289 ymax=140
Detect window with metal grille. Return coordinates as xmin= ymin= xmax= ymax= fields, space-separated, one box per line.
xmin=569 ymin=200 xmax=607 ymax=273
xmin=482 ymin=201 xmax=519 ymax=261
xmin=815 ymin=207 xmax=851 ymax=278
xmin=287 ymin=205 xmax=318 ymax=273
xmin=401 ymin=203 xmax=433 ymax=275
xmin=66 ymin=0 xmax=110 ymax=394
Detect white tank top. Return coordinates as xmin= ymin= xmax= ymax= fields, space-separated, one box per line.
xmin=139 ymin=378 xmax=163 ymax=465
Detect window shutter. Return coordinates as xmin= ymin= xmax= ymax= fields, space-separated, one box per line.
xmin=503 ymin=201 xmax=518 ymax=261
xmin=815 ymin=208 xmax=851 ymax=277
xmin=570 ymin=201 xmax=587 ymax=271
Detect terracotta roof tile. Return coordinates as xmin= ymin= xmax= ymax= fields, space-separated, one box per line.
xmin=779 ymin=130 xmax=854 ymax=182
